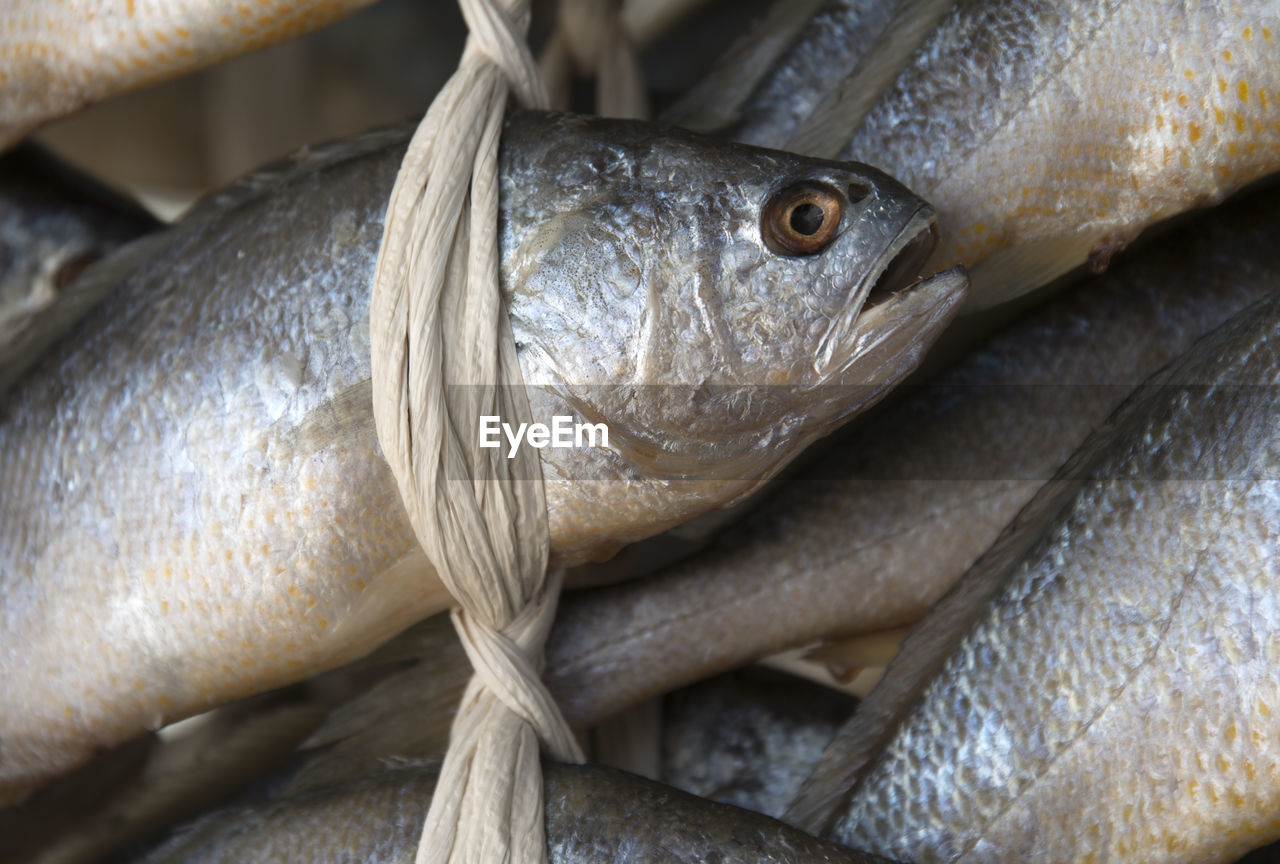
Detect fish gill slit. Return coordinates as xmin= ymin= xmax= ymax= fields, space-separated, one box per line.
xmin=864 ymin=225 xmax=936 ymax=309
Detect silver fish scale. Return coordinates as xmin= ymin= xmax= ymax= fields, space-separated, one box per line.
xmin=834 ymin=295 xmax=1280 ymax=863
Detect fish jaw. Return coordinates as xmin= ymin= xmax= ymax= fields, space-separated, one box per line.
xmin=815 ymin=206 xmax=942 ymax=374
xmin=815 ymin=263 xmax=968 ymax=413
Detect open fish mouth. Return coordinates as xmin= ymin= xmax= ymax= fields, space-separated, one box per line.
xmin=815 ymin=207 xmax=940 ymax=374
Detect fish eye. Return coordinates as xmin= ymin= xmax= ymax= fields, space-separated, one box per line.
xmin=761 ymin=181 xmax=843 ymax=256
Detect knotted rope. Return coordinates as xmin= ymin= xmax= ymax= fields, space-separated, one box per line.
xmin=368 ymin=1 xmax=583 ymax=862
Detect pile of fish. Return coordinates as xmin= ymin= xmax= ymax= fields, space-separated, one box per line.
xmin=2 ymin=0 xmax=1280 ymax=862
xmin=0 ymin=109 xmax=964 ymax=807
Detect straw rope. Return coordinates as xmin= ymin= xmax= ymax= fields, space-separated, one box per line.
xmin=368 ymin=1 xmax=585 ymax=862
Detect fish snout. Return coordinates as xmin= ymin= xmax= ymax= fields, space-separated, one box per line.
xmin=813 ymin=186 xmax=943 ymax=376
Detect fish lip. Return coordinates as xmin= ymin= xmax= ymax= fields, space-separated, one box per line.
xmin=814 ymin=207 xmax=939 ymax=375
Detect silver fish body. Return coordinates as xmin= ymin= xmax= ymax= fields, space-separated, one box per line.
xmin=171 ymin=192 xmax=1280 ymax=845
xmin=0 ymin=111 xmax=965 ymax=803
xmin=797 ymin=291 xmax=1280 ymax=862
xmin=203 ymin=192 xmax=1280 ymax=808
xmin=133 ymin=762 xmax=892 ymax=864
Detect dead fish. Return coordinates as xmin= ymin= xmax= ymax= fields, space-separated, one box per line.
xmin=675 ymin=0 xmax=1280 ymax=310
xmin=823 ymin=0 xmax=1280 ymax=308
xmin=131 ymin=762 xmax=892 ymax=864
xmin=789 ymin=291 xmax=1280 ymax=863
xmin=0 ymin=110 xmax=966 ymax=804
xmin=539 ymin=183 xmax=1280 ymax=727
xmin=0 ymin=0 xmax=379 ymax=148
xmin=202 ymin=187 xmax=1280 ymax=824
xmin=0 ymin=143 xmax=158 ymax=392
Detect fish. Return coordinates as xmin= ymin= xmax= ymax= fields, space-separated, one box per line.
xmin=538 ymin=182 xmax=1280 ymax=726
xmin=0 ymin=110 xmax=966 ymax=804
xmin=0 ymin=0 xmax=379 ymax=148
xmin=672 ymin=0 xmax=1280 ymax=311
xmin=824 ymin=0 xmax=1280 ymax=308
xmin=131 ymin=762 xmax=893 ymax=864
xmin=787 ymin=290 xmax=1280 ymax=863
xmin=0 ymin=142 xmax=158 ymax=392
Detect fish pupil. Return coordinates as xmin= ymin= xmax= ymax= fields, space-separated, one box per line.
xmin=790 ymin=203 xmax=825 ymax=236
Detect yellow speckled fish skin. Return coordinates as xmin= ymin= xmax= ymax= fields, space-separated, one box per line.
xmin=0 ymin=0 xmax=377 ymax=147
xmin=0 ymin=112 xmax=962 ymax=805
xmin=834 ymin=0 xmax=1280 ymax=307
xmin=802 ymin=292 xmax=1280 ymax=863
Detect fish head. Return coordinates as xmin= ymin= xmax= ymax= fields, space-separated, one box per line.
xmin=500 ymin=112 xmax=968 ymax=562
